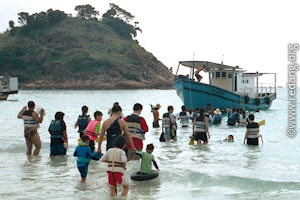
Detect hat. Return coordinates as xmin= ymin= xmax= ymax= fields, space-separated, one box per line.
xmin=155 ymin=104 xmax=161 ymax=109
xmin=213 ymin=108 xmax=222 ymax=115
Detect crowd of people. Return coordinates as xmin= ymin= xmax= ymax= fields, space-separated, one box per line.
xmin=18 ymin=100 xmax=262 ymax=197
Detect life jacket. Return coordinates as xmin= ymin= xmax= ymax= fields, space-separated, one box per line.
xmin=239 ymin=114 xmax=247 ymax=126
xmin=77 ymin=114 xmax=89 ymax=133
xmin=227 ymin=111 xmax=236 ymax=125
xmin=85 ymin=120 xmax=100 ymax=141
xmin=49 ymin=120 xmax=63 ymax=139
xmin=195 ymin=115 xmax=206 ymax=133
xmin=76 ymin=141 xmax=91 ymax=163
xmin=22 ymin=110 xmax=39 ymax=128
xmin=162 ymin=113 xmax=171 ymax=129
xmin=105 ymin=148 xmax=126 ymax=173
xmin=191 ymin=112 xmax=199 ymax=121
xmin=213 ymin=114 xmax=222 ymax=124
xmin=126 ymin=114 xmax=145 ymax=140
xmin=179 ymin=111 xmax=189 ymax=124
xmin=107 ymin=118 xmax=122 ymax=150
xmin=247 ymin=122 xmax=260 ymax=138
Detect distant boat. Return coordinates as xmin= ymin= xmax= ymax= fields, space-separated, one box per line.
xmin=173 ymin=61 xmax=277 ymax=111
xmin=0 ymin=76 xmax=18 ymax=100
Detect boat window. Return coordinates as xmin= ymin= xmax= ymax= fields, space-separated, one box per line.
xmin=216 ymin=72 xmax=220 ymax=78
xmin=211 ymin=72 xmax=214 ymax=78
xmin=228 ymin=72 xmax=232 ymax=78
xmin=222 ymin=72 xmax=226 ymax=78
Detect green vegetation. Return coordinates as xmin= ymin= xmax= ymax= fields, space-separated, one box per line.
xmin=0 ymin=4 xmax=172 ymax=89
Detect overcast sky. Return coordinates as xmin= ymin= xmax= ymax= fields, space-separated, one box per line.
xmin=0 ymin=0 xmax=299 ymax=86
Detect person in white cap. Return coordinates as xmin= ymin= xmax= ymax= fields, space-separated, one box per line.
xmin=212 ymin=108 xmax=222 ymax=124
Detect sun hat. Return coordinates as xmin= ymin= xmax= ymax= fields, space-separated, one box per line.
xmin=213 ymin=108 xmax=222 ymax=115
xmin=155 ymin=104 xmax=161 ymax=109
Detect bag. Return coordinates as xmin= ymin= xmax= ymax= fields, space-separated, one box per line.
xmin=159 ymin=132 xmax=166 ymax=142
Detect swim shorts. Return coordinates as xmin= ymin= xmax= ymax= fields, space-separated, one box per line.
xmin=195 ymin=74 xmax=202 ymax=81
xmin=108 ymin=171 xmax=128 ymax=186
xmin=247 ymin=138 xmax=258 ymax=146
xmin=153 ymin=121 xmax=159 ymax=128
xmin=194 ymin=132 xmax=207 ymax=142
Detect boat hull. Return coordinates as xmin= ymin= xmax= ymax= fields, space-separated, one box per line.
xmin=173 ymin=77 xmax=275 ymax=110
xmin=0 ymin=91 xmax=18 ymax=100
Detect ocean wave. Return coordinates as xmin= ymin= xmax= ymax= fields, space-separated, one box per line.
xmin=162 ymin=169 xmax=300 ymax=191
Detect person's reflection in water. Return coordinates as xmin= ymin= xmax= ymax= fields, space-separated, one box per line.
xmin=243 ymin=146 xmax=262 ymax=169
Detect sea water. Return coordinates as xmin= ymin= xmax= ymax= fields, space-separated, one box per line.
xmin=0 ymin=88 xmax=299 ymax=200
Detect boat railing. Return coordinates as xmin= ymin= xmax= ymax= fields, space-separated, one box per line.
xmin=238 ymin=84 xmax=276 ymax=98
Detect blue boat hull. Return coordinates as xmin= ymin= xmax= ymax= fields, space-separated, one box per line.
xmin=173 ymin=77 xmax=276 ymax=111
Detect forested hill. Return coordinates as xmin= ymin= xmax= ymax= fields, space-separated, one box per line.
xmin=0 ymin=4 xmax=173 ymax=89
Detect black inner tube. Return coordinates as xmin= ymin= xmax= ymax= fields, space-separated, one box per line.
xmin=131 ymin=170 xmax=159 ymax=181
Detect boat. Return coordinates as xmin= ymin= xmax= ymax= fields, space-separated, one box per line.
xmin=173 ymin=61 xmax=276 ymax=111
xmin=0 ymin=76 xmax=18 ymax=100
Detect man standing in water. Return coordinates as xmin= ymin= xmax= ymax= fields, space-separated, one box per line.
xmin=97 ymin=105 xmax=136 ymax=156
xmin=243 ymin=114 xmax=261 ymax=146
xmin=152 ymin=104 xmax=161 ymax=128
xmin=124 ymin=103 xmax=149 ymax=160
xmin=18 ymin=101 xmax=44 ymax=155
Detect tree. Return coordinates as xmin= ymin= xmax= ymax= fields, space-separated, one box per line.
xmin=9 ymin=20 xmax=15 ymax=29
xmin=75 ymin=4 xmax=99 ymax=20
xmin=102 ymin=4 xmax=142 ymax=38
xmin=18 ymin=12 xmax=29 ymax=25
xmin=109 ymin=3 xmax=134 ymax=23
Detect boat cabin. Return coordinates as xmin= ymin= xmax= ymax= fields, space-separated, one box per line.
xmin=176 ymin=61 xmax=276 ymax=98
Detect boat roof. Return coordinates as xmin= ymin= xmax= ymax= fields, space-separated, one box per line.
xmin=179 ymin=61 xmax=245 ymax=71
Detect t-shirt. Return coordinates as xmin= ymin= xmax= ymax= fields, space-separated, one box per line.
xmin=137 ymin=151 xmax=155 ymax=174
xmin=95 ymin=124 xmax=101 ymax=134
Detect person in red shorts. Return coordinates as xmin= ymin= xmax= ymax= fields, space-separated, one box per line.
xmin=124 ymin=103 xmax=149 ymax=160
xmin=101 ymin=135 xmax=129 ymax=197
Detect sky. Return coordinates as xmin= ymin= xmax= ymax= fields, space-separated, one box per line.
xmin=0 ymin=0 xmax=299 ymax=86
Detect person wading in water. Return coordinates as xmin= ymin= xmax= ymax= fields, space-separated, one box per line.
xmin=18 ymin=101 xmax=44 ymax=155
xmin=97 ymin=105 xmax=136 ymax=157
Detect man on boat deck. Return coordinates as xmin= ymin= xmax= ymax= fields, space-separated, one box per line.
xmin=195 ymin=65 xmax=207 ymax=82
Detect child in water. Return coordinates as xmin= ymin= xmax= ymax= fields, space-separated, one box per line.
xmin=224 ymin=135 xmax=234 ymax=142
xmin=73 ymin=135 xmax=101 ymax=183
xmin=101 ymin=135 xmax=129 ymax=197
xmin=84 ymin=111 xmax=103 ymax=152
xmin=135 ymin=143 xmax=159 ymax=174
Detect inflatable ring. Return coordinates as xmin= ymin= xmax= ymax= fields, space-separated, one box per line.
xmin=265 ymin=97 xmax=271 ymax=105
xmin=244 ymin=95 xmax=250 ymax=104
xmin=130 ymin=170 xmax=159 ymax=181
